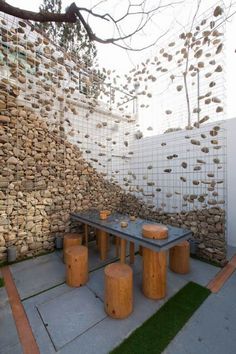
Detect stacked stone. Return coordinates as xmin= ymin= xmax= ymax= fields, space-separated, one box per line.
xmin=117 ymin=194 xmax=226 ymax=265
xmin=0 ymin=94 xmax=226 ymax=264
xmin=0 ymin=19 xmax=227 ymax=265
xmin=0 ymin=87 xmax=124 ymax=261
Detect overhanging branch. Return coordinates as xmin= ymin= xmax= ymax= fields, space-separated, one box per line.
xmin=0 ymin=0 xmax=183 ymax=51
xmin=0 ymin=1 xmax=78 ymax=22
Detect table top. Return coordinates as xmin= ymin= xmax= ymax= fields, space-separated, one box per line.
xmin=71 ymin=210 xmax=192 ymax=252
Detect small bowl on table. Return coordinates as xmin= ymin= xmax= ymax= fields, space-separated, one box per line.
xmin=120 ymin=220 xmax=128 ymax=228
xmin=99 ymin=210 xmax=111 ymax=220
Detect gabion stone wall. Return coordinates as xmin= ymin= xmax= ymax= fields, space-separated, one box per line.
xmin=117 ymin=194 xmax=226 ymax=265
xmin=0 ymin=12 xmax=227 ymax=265
xmin=0 ymin=90 xmax=126 ymax=262
xmin=0 ymin=90 xmax=226 ymax=264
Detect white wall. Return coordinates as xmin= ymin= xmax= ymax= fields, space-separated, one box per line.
xmin=112 ymin=120 xmax=226 ymax=212
xmin=226 ymin=117 xmax=236 ymax=246
xmin=108 ymin=117 xmax=236 ymax=247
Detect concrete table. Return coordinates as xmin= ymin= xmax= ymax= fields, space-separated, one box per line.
xmin=71 ymin=210 xmax=191 ymax=252
xmin=71 ymin=210 xmax=192 ymax=299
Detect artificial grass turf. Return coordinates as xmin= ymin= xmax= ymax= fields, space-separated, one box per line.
xmin=111 ymin=281 xmax=211 ymax=354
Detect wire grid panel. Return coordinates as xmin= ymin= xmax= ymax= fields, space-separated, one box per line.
xmin=117 ymin=122 xmax=226 ymax=213
xmin=104 ymin=2 xmax=227 ymax=213
xmin=0 ymin=9 xmax=226 ymax=220
xmin=0 ymin=13 xmax=137 ymax=174
xmin=131 ymin=1 xmax=226 ymax=135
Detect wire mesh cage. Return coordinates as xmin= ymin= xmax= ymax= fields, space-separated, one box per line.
xmin=0 ymin=2 xmax=227 ymax=263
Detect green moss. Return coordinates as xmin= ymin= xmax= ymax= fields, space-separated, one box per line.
xmin=111 ymin=282 xmax=211 ymax=354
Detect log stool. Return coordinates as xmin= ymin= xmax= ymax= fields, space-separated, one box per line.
xmin=169 ymin=240 xmax=190 ymax=274
xmin=65 ymin=245 xmax=88 ymax=287
xmin=104 ymin=263 xmax=133 ymax=319
xmin=142 ymin=224 xmax=168 ymax=300
xmin=63 ymin=233 xmax=83 ymax=263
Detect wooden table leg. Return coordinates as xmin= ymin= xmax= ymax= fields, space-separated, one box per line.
xmin=96 ymin=229 xmax=101 ymax=251
xmin=84 ymin=224 xmax=88 ymax=247
xmin=99 ymin=230 xmax=108 ymax=261
xmin=142 ymin=247 xmax=167 ymax=299
xmin=120 ymin=239 xmax=127 ymax=263
xmin=139 ymin=245 xmax=143 ymax=256
xmin=115 ymin=236 xmax=120 ymax=257
xmin=107 ymin=233 xmax=110 ymax=252
xmin=129 ymin=242 xmax=135 ymax=264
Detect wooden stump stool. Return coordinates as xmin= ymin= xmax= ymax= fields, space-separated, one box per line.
xmin=65 ymin=245 xmax=88 ymax=287
xmin=105 ymin=263 xmax=133 ymax=319
xmin=142 ymin=224 xmax=168 ymax=300
xmin=169 ymin=240 xmax=190 ymax=274
xmin=63 ymin=233 xmax=83 ymax=263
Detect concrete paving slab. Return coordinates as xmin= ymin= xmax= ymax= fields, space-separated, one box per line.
xmin=18 ymin=252 xmax=222 ymax=354
xmin=0 ymin=287 xmax=22 ymax=354
xmin=86 ymin=254 xmax=143 ymax=301
xmin=58 ymin=272 xmax=187 ymax=354
xmin=56 ymin=239 xmax=139 ymax=270
xmin=11 ymin=241 xmax=139 ymax=302
xmin=23 ymin=284 xmax=74 ymax=354
xmin=227 ymin=245 xmax=236 ymax=260
xmin=169 ymin=257 xmax=219 ymax=287
xmin=56 ymin=257 xmax=218 ymax=354
xmin=163 ymin=271 xmax=236 ymax=354
xmin=23 ymin=259 xmax=187 ymax=354
xmin=37 ymin=286 xmax=107 ymax=351
xmin=88 ymin=241 xmax=118 ymax=271
xmin=10 ymin=253 xmax=65 ymax=300
xmin=1 ymin=343 xmax=23 ymax=354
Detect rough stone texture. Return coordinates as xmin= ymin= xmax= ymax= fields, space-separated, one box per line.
xmin=0 ymin=88 xmax=125 ymax=262
xmin=0 ymin=18 xmax=226 ymax=265
xmin=0 ymin=87 xmax=226 ymax=265
xmin=117 ymin=194 xmax=226 ymax=265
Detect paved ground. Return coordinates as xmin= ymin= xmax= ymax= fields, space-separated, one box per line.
xmin=163 ymin=247 xmax=236 ymax=354
xmin=163 ymin=271 xmax=236 ymax=354
xmin=0 ymin=243 xmax=235 ymax=354
xmin=0 ymin=286 xmax=22 ymax=354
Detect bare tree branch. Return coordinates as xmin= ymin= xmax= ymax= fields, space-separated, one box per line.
xmin=0 ymin=0 xmax=183 ymax=51
xmin=183 ymin=0 xmax=201 ymax=128
xmin=0 ymin=0 xmax=78 ymax=22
